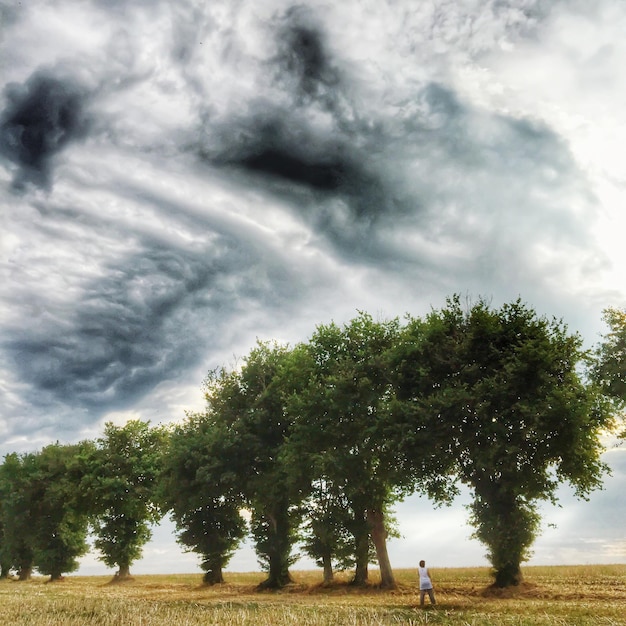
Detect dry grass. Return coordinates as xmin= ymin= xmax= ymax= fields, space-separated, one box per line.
xmin=1 ymin=565 xmax=625 ymax=625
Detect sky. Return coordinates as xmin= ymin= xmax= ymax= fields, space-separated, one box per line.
xmin=1 ymin=0 xmax=625 ymax=576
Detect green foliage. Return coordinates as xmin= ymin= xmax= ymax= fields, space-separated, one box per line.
xmin=298 ymin=479 xmax=358 ymax=576
xmin=394 ymin=296 xmax=612 ymax=586
xmin=82 ymin=420 xmax=167 ymax=576
xmin=0 ymin=452 xmax=35 ymax=578
xmin=0 ymin=297 xmax=614 ymax=590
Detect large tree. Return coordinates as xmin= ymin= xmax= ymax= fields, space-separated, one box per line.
xmin=395 ymin=296 xmax=612 ymax=587
xmin=82 ymin=420 xmax=166 ymax=581
xmin=286 ymin=314 xmax=407 ymax=588
xmin=160 ymin=413 xmax=247 ymax=584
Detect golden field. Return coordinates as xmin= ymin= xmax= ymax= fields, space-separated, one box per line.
xmin=1 ymin=565 xmax=625 ymax=625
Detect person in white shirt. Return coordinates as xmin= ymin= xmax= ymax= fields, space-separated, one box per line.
xmin=418 ymin=559 xmax=436 ymax=606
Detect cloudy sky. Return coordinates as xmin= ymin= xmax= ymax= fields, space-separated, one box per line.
xmin=1 ymin=0 xmax=625 ymax=575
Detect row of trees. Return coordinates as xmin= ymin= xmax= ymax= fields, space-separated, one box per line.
xmin=1 ymin=297 xmax=624 ymax=589
xmin=0 ymin=421 xmax=164 ymax=582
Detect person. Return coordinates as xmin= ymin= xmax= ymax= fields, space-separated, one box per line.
xmin=418 ymin=559 xmax=436 ymax=606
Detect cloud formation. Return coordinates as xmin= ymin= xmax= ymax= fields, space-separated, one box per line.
xmin=1 ymin=0 xmax=619 ymax=433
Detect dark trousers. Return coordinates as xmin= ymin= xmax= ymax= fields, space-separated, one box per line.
xmin=420 ymin=587 xmax=436 ymax=605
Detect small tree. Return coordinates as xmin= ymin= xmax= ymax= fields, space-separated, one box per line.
xmin=396 ymin=296 xmax=613 ymax=587
xmin=82 ymin=420 xmax=166 ymax=581
xmin=298 ymin=479 xmax=356 ymax=584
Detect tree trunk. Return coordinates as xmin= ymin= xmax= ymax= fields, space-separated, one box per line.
xmin=367 ymin=508 xmax=396 ymax=589
xmin=351 ymin=526 xmax=370 ymax=586
xmin=494 ymin=563 xmax=523 ymax=588
xmin=0 ymin=562 xmax=10 ymax=579
xmin=322 ymin=553 xmax=334 ymax=585
xmin=202 ymin=557 xmax=225 ymax=585
xmin=257 ymin=510 xmax=294 ymax=589
xmin=471 ymin=485 xmax=535 ymax=588
xmin=48 ymin=569 xmax=65 ymax=582
xmin=110 ymin=563 xmax=134 ymax=583
xmin=18 ymin=566 xmax=32 ymax=581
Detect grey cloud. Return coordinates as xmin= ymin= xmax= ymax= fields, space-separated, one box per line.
xmin=275 ymin=7 xmax=340 ymax=105
xmin=202 ymin=67 xmax=589 ymax=276
xmin=0 ymin=0 xmax=609 ymax=436
xmin=0 ymin=71 xmax=91 ymax=189
xmin=3 ymin=230 xmax=297 ymax=412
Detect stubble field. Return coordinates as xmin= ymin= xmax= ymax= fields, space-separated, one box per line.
xmin=1 ymin=565 xmax=625 ymax=625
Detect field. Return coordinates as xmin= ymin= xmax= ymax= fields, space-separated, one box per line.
xmin=1 ymin=565 xmax=625 ymax=625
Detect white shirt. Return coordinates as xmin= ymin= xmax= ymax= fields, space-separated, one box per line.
xmin=418 ymin=566 xmax=433 ymax=590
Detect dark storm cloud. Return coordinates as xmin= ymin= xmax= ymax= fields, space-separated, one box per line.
xmin=2 ymin=228 xmax=296 ymax=411
xmin=275 ymin=7 xmax=339 ymax=103
xmin=0 ymin=70 xmax=91 ymax=189
xmin=213 ymin=115 xmax=378 ymax=200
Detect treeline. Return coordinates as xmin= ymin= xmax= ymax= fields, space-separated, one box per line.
xmin=1 ymin=297 xmax=624 ymax=589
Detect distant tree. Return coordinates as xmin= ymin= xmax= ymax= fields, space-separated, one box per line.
xmin=159 ymin=413 xmax=247 ymax=584
xmin=298 ymin=478 xmax=356 ymax=584
xmin=0 ymin=444 xmax=91 ymax=581
xmin=395 ymin=296 xmax=613 ymax=587
xmin=82 ymin=420 xmax=166 ymax=581
xmin=286 ymin=314 xmax=406 ymax=588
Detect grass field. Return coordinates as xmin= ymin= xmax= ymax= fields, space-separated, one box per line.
xmin=1 ymin=565 xmax=625 ymax=625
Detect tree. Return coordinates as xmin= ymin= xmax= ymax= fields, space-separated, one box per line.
xmin=0 ymin=517 xmax=10 ymax=579
xmin=82 ymin=420 xmax=166 ymax=581
xmin=160 ymin=413 xmax=247 ymax=584
xmin=298 ymin=478 xmax=356 ymax=584
xmin=395 ymin=296 xmax=612 ymax=587
xmin=286 ymin=314 xmax=405 ymax=588
xmin=194 ymin=342 xmax=304 ymax=589
xmin=0 ymin=444 xmax=91 ymax=581
xmin=593 ymin=307 xmax=626 ymax=428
